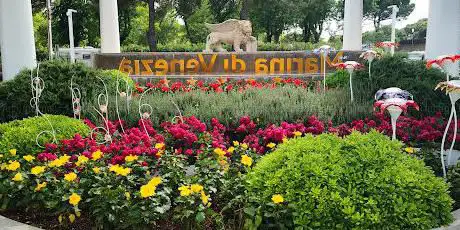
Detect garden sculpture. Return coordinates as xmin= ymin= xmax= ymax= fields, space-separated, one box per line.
xmin=333 ymin=61 xmax=363 ymax=102
xmin=204 ymin=19 xmax=257 ymax=52
xmin=374 ymin=87 xmax=419 ymax=141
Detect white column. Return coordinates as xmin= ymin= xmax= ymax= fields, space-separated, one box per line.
xmin=99 ymin=0 xmax=121 ymax=53
xmin=342 ymin=0 xmax=363 ymax=51
xmin=425 ymin=0 xmax=460 ymax=59
xmin=0 ymin=0 xmax=36 ymax=81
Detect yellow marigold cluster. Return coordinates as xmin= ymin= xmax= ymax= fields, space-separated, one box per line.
xmin=68 ymin=193 xmax=81 ymax=206
xmin=23 ymin=155 xmax=35 ymax=162
xmin=35 ymin=182 xmax=47 ymax=192
xmin=75 ymin=155 xmax=89 ymax=166
xmin=31 ymin=166 xmax=46 ymax=175
xmin=241 ymin=155 xmax=253 ymax=167
xmin=266 ymin=142 xmax=276 ymax=149
xmin=9 ymin=149 xmax=17 ymax=156
xmin=48 ymin=155 xmax=71 ymax=168
xmin=140 ymin=176 xmax=162 ymax=198
xmin=64 ymin=172 xmax=78 ymax=182
xmin=272 ymin=194 xmax=284 ymax=204
xmin=155 ymin=143 xmax=165 ymax=157
xmin=91 ymin=150 xmax=103 ymax=160
xmin=109 ymin=165 xmax=132 ymax=176
xmin=6 ymin=161 xmax=20 ymax=171
xmin=293 ymin=131 xmax=302 ymax=137
xmin=12 ymin=172 xmax=23 ymax=182
xmin=124 ymin=155 xmax=138 ymax=162
xmin=214 ymin=148 xmax=229 ymax=171
xmin=178 ymin=184 xmax=210 ymax=205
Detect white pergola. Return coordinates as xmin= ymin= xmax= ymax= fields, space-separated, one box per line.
xmin=0 ymin=0 xmax=459 ymax=80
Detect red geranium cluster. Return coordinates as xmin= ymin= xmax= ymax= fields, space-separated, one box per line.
xmin=134 ymin=77 xmax=321 ymax=94
xmin=38 ymin=112 xmax=459 ymax=162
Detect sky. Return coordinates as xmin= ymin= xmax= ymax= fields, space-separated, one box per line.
xmin=364 ymin=0 xmax=429 ymax=31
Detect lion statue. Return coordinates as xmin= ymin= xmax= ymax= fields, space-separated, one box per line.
xmin=204 ymin=19 xmax=258 ymax=52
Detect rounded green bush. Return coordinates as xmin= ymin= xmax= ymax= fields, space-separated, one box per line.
xmin=0 ymin=115 xmax=90 ymax=155
xmin=0 ymin=60 xmax=134 ymax=122
xmin=246 ymin=131 xmax=453 ymax=229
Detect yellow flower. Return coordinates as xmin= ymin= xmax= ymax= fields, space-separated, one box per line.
xmin=293 ymin=131 xmax=302 ymax=137
xmin=201 ymin=191 xmax=210 ymax=205
xmin=23 ymin=155 xmax=35 ymax=162
xmin=124 ymin=155 xmax=138 ymax=162
xmin=35 ymin=182 xmax=47 ymax=192
xmin=271 ymin=194 xmax=284 ymax=204
xmin=227 ymin=147 xmax=235 ymax=153
xmin=405 ymin=147 xmax=415 ymax=154
xmin=233 ymin=141 xmax=240 ymax=146
xmin=75 ymin=155 xmax=89 ymax=166
xmin=118 ymin=167 xmax=131 ymax=176
xmin=155 ymin=143 xmax=165 ymax=149
xmin=7 ymin=161 xmax=20 ymax=171
xmin=267 ymin=142 xmax=276 ymax=149
xmin=213 ymin=148 xmax=226 ymax=157
xmin=241 ymin=143 xmax=248 ymax=150
xmin=48 ymin=155 xmax=70 ymax=168
xmin=31 ymin=166 xmax=46 ymax=175
xmin=241 ymin=155 xmax=253 ymax=167
xmin=178 ymin=185 xmax=192 ymax=197
xmin=68 ymin=193 xmax=81 ymax=206
xmin=190 ymin=184 xmax=203 ymax=193
xmin=92 ymin=167 xmax=101 ymax=174
xmin=148 ymin=176 xmax=162 ymax=187
xmin=140 ymin=184 xmax=156 ymax=198
xmin=156 ymin=150 xmax=164 ymax=158
xmin=12 ymin=172 xmax=23 ymax=181
xmin=64 ymin=172 xmax=77 ymax=182
xmin=125 ymin=192 xmax=131 ymax=200
xmin=9 ymin=149 xmax=17 ymax=156
xmin=68 ymin=214 xmax=76 ymax=223
xmin=91 ymin=150 xmax=103 ymax=160
xmin=282 ymin=137 xmax=288 ymax=143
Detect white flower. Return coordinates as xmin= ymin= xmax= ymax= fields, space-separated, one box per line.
xmin=142 ymin=112 xmax=151 ymax=119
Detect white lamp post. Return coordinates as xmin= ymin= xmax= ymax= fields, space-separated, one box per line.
xmin=388 ymin=5 xmax=399 ymax=56
xmin=66 ymin=9 xmax=77 ymax=63
xmin=342 ymin=0 xmax=363 ymax=50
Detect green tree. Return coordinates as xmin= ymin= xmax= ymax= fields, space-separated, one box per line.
xmin=365 ymin=0 xmax=415 ymax=30
xmin=52 ymin=0 xmax=100 ymax=47
xmin=297 ymin=0 xmax=334 ymax=43
xmin=185 ymin=0 xmax=214 ymax=43
xmin=209 ymin=0 xmax=239 ymax=22
xmin=174 ymin=0 xmax=202 ymax=43
xmin=251 ymin=0 xmax=296 ymax=42
xmin=240 ymin=0 xmax=251 ymax=20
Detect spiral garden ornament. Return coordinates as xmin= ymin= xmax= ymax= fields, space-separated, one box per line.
xmin=115 ymin=69 xmax=132 ymax=134
xmin=374 ymin=87 xmax=419 ymax=141
xmin=90 ymin=77 xmax=112 ymax=144
xmin=29 ymin=64 xmax=57 ymax=148
xmin=70 ymin=75 xmax=82 ymax=120
xmin=138 ymin=87 xmax=155 ymax=138
xmin=333 ymin=61 xmax=363 ymax=102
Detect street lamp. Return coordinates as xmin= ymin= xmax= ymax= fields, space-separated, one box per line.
xmin=66 ymin=9 xmax=77 ymax=63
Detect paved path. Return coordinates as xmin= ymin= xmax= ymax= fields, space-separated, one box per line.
xmin=0 ymin=215 xmax=41 ymax=230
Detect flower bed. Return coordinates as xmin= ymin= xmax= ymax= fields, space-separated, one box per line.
xmin=1 ymin=113 xmax=457 ymax=229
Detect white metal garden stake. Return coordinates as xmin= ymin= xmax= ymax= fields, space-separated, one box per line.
xmin=435 ymin=80 xmax=460 ymax=178
xmin=374 ymin=88 xmax=419 ymax=141
xmin=334 ymin=61 xmax=362 ymax=102
xmin=431 ymin=55 xmax=460 ymax=178
xmin=316 ymin=45 xmax=333 ymax=91
xmin=360 ymin=50 xmax=380 ymax=80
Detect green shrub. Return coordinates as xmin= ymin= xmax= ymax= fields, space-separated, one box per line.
xmin=448 ymin=162 xmax=460 ymax=210
xmin=352 ymin=55 xmax=448 ymax=117
xmin=83 ymin=86 xmax=373 ymax=128
xmin=245 ymin=131 xmax=453 ymax=229
xmin=0 ymin=60 xmax=133 ymax=122
xmin=0 ymin=115 xmax=90 ymax=155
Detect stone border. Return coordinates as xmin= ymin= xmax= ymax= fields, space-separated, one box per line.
xmin=2 ymin=209 xmax=460 ymax=230
xmin=0 ymin=215 xmax=41 ymax=230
